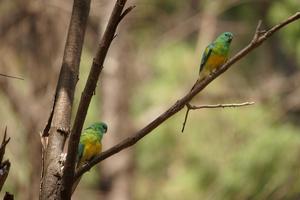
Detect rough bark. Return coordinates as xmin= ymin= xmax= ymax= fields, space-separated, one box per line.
xmin=40 ymin=0 xmax=91 ymax=199
xmin=61 ymin=0 xmax=130 ymax=198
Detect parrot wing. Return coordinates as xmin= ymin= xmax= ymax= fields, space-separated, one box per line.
xmin=199 ymin=43 xmax=214 ymax=73
xmin=77 ymin=142 xmax=84 ymax=166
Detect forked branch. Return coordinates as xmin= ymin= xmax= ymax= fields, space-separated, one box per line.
xmin=62 ymin=0 xmax=134 ymax=197
xmin=75 ymin=12 xmax=300 ymax=180
xmin=181 ymin=102 xmax=255 ymax=132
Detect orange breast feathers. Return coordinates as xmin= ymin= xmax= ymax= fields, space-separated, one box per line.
xmin=80 ymin=141 xmax=102 ymax=164
xmin=205 ymin=54 xmax=227 ymax=72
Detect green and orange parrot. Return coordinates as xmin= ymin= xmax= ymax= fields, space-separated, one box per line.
xmin=197 ymin=32 xmax=233 ymax=82
xmin=72 ymin=122 xmax=108 ymax=193
xmin=77 ymin=122 xmax=108 ymax=168
xmin=182 ymin=32 xmax=233 ymax=133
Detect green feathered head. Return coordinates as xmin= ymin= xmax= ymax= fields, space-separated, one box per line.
xmin=86 ymin=122 xmax=108 ymax=135
xmin=215 ymin=32 xmax=233 ymax=44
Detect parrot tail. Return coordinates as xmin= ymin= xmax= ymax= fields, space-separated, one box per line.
xmin=190 ymin=77 xmax=204 ymax=92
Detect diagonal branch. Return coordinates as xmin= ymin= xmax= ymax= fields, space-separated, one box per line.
xmin=75 ymin=12 xmax=300 ymax=180
xmin=0 ymin=73 xmax=24 ymax=80
xmin=61 ymin=0 xmax=134 ymax=197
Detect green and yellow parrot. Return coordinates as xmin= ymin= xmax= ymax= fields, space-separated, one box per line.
xmin=76 ymin=122 xmax=108 ymax=168
xmin=182 ymin=32 xmax=233 ymax=133
xmin=198 ymin=32 xmax=233 ymax=81
xmin=72 ymin=122 xmax=108 ymax=193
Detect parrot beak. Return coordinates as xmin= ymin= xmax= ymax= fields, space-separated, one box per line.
xmin=228 ymin=34 xmax=233 ymax=42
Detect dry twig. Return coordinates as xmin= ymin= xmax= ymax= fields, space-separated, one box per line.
xmin=181 ymin=102 xmax=255 ymax=132
xmin=0 ymin=73 xmax=23 ymax=80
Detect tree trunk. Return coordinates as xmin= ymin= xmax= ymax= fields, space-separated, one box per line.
xmin=40 ymin=0 xmax=91 ymax=199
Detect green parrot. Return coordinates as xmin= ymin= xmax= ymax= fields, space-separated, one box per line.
xmin=77 ymin=122 xmax=108 ymax=168
xmin=72 ymin=122 xmax=108 ymax=193
xmin=198 ymin=32 xmax=233 ymax=81
xmin=182 ymin=32 xmax=233 ymax=133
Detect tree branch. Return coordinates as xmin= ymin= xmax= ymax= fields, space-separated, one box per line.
xmin=0 ymin=127 xmax=11 ymax=192
xmin=0 ymin=73 xmax=24 ymax=80
xmin=118 ymin=5 xmax=136 ymax=24
xmin=61 ymin=0 xmax=134 ymax=197
xmin=40 ymin=0 xmax=91 ymax=199
xmin=181 ymin=102 xmax=255 ymax=132
xmin=187 ymin=102 xmax=255 ymax=109
xmin=75 ymin=12 xmax=300 ymax=180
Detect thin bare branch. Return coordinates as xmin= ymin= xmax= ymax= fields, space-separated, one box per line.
xmin=182 ymin=101 xmax=254 ymax=132
xmin=62 ymin=0 xmax=132 ymax=197
xmin=252 ymin=20 xmax=263 ymax=43
xmin=182 ymin=101 xmax=255 ymax=131
xmin=0 ymin=73 xmax=24 ymax=80
xmin=118 ymin=5 xmax=136 ymax=24
xmin=75 ymin=12 xmax=300 ymax=180
xmin=181 ymin=105 xmax=191 ymax=132
xmin=188 ymin=101 xmax=255 ymax=109
xmin=181 ymin=102 xmax=255 ymax=133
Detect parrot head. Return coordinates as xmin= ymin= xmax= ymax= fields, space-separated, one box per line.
xmin=216 ymin=32 xmax=233 ymax=44
xmin=86 ymin=122 xmax=108 ymax=135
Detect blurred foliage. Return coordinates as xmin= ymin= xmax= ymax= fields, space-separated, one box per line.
xmin=1 ymin=0 xmax=300 ymax=199
xmin=132 ymin=0 xmax=300 ymax=199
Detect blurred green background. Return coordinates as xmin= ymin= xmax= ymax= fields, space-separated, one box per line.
xmin=0 ymin=0 xmax=300 ymax=199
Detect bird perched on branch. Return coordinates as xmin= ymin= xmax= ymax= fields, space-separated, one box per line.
xmin=182 ymin=32 xmax=233 ymax=133
xmin=77 ymin=122 xmax=108 ymax=168
xmin=197 ymin=32 xmax=233 ymax=82
xmin=72 ymin=122 xmax=108 ymax=193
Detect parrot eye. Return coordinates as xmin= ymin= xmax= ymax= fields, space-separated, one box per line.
xmin=225 ymin=33 xmax=231 ymax=37
xmin=102 ymin=124 xmax=108 ymax=133
xmin=224 ymin=32 xmax=233 ymax=42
